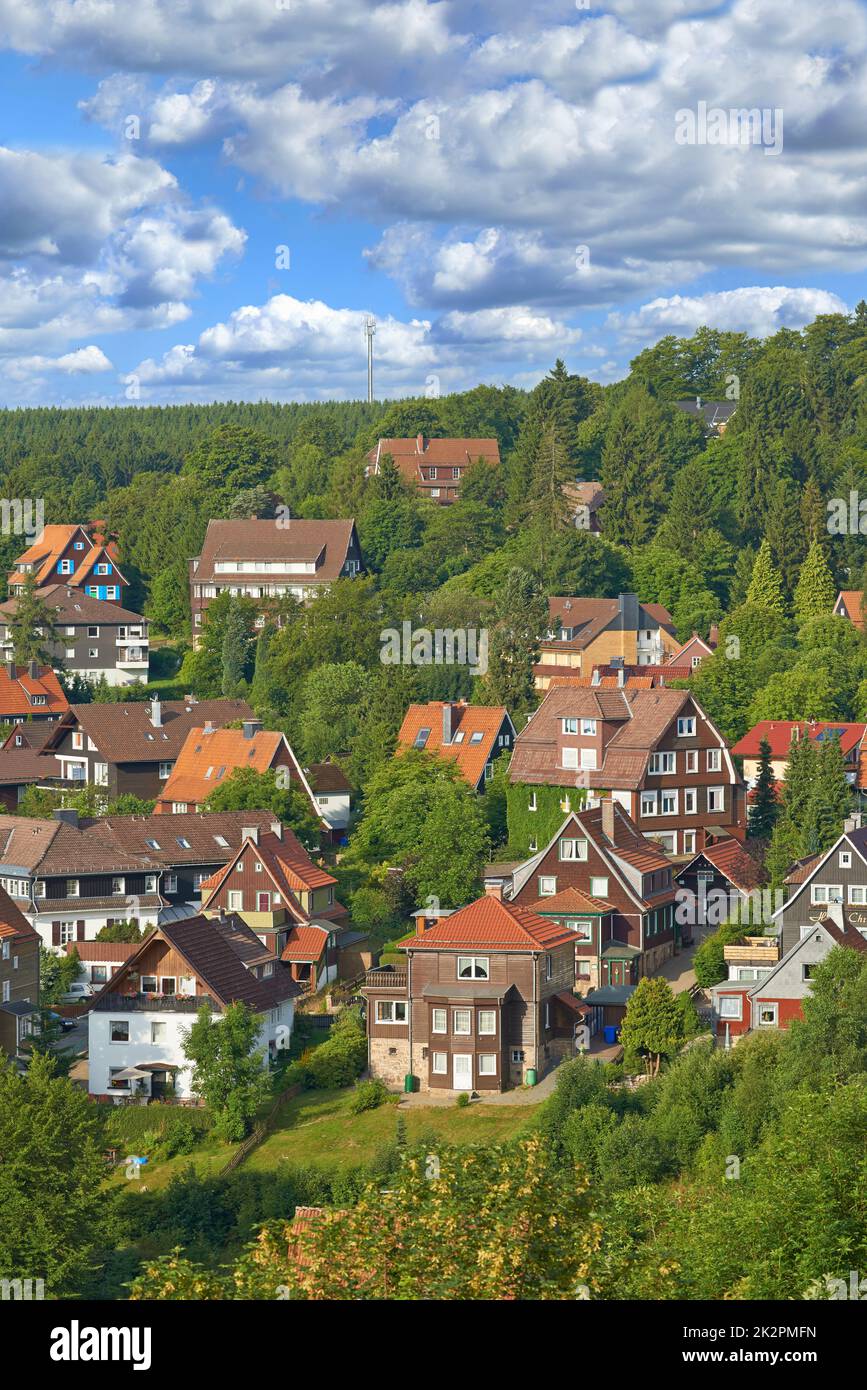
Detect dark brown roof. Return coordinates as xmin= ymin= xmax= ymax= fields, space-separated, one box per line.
xmin=307 ymin=762 xmax=352 ymax=793
xmin=192 ymin=519 xmax=358 ymax=584
xmin=0 ymin=584 xmax=145 ymax=626
xmin=42 ymin=698 xmax=255 ymax=764
xmin=1 ymin=722 xmax=56 ymax=752
xmin=0 ymin=747 xmax=57 ymax=786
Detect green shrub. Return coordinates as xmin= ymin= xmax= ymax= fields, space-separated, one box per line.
xmin=349 ymin=1079 xmax=389 ymax=1114
xmin=455 ymin=1092 xmax=470 ymax=1108
xmin=293 ymin=1009 xmax=367 ymax=1090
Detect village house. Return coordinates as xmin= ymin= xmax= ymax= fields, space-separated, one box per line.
xmin=0 ymin=585 xmax=149 ymax=687
xmin=361 ymin=893 xmax=580 ymax=1093
xmin=508 ymin=684 xmax=746 ymax=859
xmin=39 ymin=696 xmax=254 ymax=800
xmin=64 ymin=940 xmax=139 ymax=990
xmin=0 ymin=722 xmax=60 ymax=809
xmin=0 ymin=806 xmax=285 ymax=950
xmin=771 ymin=817 xmax=867 ymax=954
xmin=0 ymin=885 xmax=40 ymax=1062
xmin=833 ymin=589 xmax=864 ymax=630
xmin=563 ymin=480 xmax=604 ymax=534
xmin=396 ymin=701 xmax=515 ymax=792
xmin=534 ymin=594 xmax=679 ymax=690
xmin=366 ymin=434 xmax=500 ymax=504
xmin=672 ymin=397 xmax=737 ymax=436
xmin=7 ymin=523 xmax=129 ymax=603
xmin=199 ymin=824 xmax=369 ymax=992
xmin=731 ymin=720 xmax=866 ymax=790
xmin=710 ymin=907 xmax=867 ymax=1046
xmin=675 ymin=837 xmax=765 ymax=933
xmin=667 ymin=627 xmax=718 ymax=670
xmin=0 ymin=661 xmax=68 ymax=723
xmin=87 ymin=914 xmax=300 ymax=1101
xmin=189 ymin=518 xmax=363 ymax=644
xmin=488 ymin=801 xmax=679 ymax=986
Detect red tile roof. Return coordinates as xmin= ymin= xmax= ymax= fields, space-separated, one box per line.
xmin=529 ymin=887 xmax=614 ymax=915
xmin=0 ymin=885 xmax=39 ymax=942
xmin=731 ymin=721 xmax=866 ymax=760
xmin=396 ymin=701 xmax=511 ymax=788
xmin=0 ymin=665 xmax=68 ymax=718
xmin=835 ymin=590 xmax=864 ymax=629
xmin=281 ymin=924 xmax=330 ymax=962
xmin=690 ymin=837 xmax=764 ymax=894
xmin=155 ymin=726 xmax=290 ymax=809
xmin=405 ymin=896 xmax=578 ymax=952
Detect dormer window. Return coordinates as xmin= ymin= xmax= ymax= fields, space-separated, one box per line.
xmin=414 ymin=728 xmax=431 ymax=749
xmin=470 ymin=731 xmax=484 ymax=744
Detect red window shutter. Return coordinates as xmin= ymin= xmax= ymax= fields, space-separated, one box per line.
xmin=76 ymin=920 xmax=85 ymax=941
xmin=52 ymin=922 xmax=61 ymax=946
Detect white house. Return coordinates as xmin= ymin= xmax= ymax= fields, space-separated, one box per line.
xmin=87 ymin=913 xmax=301 ymax=1100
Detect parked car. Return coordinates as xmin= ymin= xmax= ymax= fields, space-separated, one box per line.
xmin=61 ymin=981 xmax=95 ymax=1002
xmin=45 ymin=1011 xmax=77 ymax=1033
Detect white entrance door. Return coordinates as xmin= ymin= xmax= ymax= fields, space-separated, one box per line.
xmin=453 ymin=1054 xmax=473 ymax=1090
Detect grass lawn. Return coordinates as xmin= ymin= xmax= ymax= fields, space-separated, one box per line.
xmin=246 ymin=1088 xmax=538 ymax=1172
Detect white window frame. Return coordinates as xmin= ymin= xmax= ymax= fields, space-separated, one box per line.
xmin=707 ymin=786 xmax=726 ymax=813
xmin=640 ymin=791 xmax=657 ymax=817
xmin=478 ymin=1010 xmax=497 ymax=1036
xmin=477 ymin=1054 xmax=497 ymax=1076
xmin=682 ymin=830 xmax=697 ymax=854
xmin=684 ymin=788 xmax=697 ymax=814
xmin=452 ymin=1008 xmax=472 ymax=1035
xmin=432 ymin=1052 xmax=448 ymax=1074
xmin=538 ymin=876 xmax=557 ymax=896
xmin=660 ymin=789 xmax=678 ymax=816
xmin=707 ymin=748 xmax=722 ymax=772
xmin=685 ymin=749 xmax=698 ymax=774
xmin=811 ymin=884 xmax=843 ymax=905
xmin=228 ymin=890 xmax=243 ymax=911
xmin=677 ymin=716 xmax=696 ymax=737
xmin=718 ymin=996 xmax=742 ymax=1020
xmin=590 ymin=876 xmax=609 ymax=898
xmin=431 ymin=1007 xmax=447 ymax=1033
xmin=559 ymin=837 xmax=588 ymax=861
xmin=757 ymin=1002 xmax=778 ymax=1028
xmin=561 ymin=747 xmax=579 ymax=770
xmin=581 ymin=718 xmax=597 ymax=735
xmin=840 ymin=851 xmax=852 ymax=868
xmin=649 ymin=751 xmax=676 ymax=775
xmin=457 ymin=956 xmax=489 ymax=980
xmin=376 ymin=1000 xmax=407 ymax=1025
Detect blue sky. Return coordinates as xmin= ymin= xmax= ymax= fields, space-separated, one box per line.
xmin=1 ymin=0 xmax=866 ymax=406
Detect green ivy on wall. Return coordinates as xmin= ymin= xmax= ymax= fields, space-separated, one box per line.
xmin=505 ymin=782 xmax=590 ymax=858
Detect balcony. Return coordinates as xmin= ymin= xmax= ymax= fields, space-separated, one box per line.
xmin=723 ymin=936 xmax=781 ymax=965
xmin=93 ymin=991 xmax=218 ymax=1013
xmin=363 ymin=967 xmax=408 ymax=990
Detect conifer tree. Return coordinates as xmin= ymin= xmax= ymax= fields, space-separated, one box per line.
xmin=745 ymin=540 xmax=787 ymax=616
xmin=747 ymin=736 xmax=779 ymax=841
xmin=793 ymin=540 xmax=837 ymax=625
xmin=765 ymin=814 xmax=806 ymax=890
xmin=598 ymin=387 xmax=669 ymax=545
xmin=781 ymin=729 xmax=816 ymax=835
xmin=804 ymin=736 xmax=852 ymax=854
xmin=9 ymin=573 xmax=57 ymax=665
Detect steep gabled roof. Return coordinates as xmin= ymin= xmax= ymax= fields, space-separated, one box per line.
xmin=156 ymin=726 xmax=290 ymax=806
xmin=396 ymin=702 xmax=513 ymax=788
xmin=404 ymin=895 xmax=578 ymax=952
xmin=680 ymin=837 xmax=764 ymax=894
xmin=732 ymin=720 xmax=866 ymax=760
xmin=201 ymin=829 xmax=340 ymax=924
xmin=0 ymin=666 xmax=68 ymax=717
xmin=42 ymin=698 xmax=255 ymax=765
xmin=0 ymin=885 xmax=39 ymax=943
xmin=281 ymin=924 xmax=331 ymax=963
xmin=193 ymin=519 xmax=358 ymax=583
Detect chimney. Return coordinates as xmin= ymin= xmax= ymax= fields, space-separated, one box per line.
xmin=825 ymin=900 xmax=845 ymax=930
xmin=416 ymin=432 xmax=424 ymax=452
xmin=242 ymin=719 xmax=262 ymax=741
xmin=28 ymin=659 xmax=39 ymax=679
xmin=617 ymin=667 xmax=626 ymax=688
xmin=709 ymin=623 xmax=719 ymax=646
xmin=203 ymin=720 xmax=215 ymax=735
xmin=270 ymin=820 xmax=283 ymax=839
xmin=617 ymin=593 xmax=639 ymax=632
xmin=442 ymin=703 xmax=455 ymax=745
xmin=5 ymin=658 xmax=15 ymax=679
xmin=242 ymin=826 xmax=259 ymax=844
xmin=150 ymin=698 xmax=162 ymax=728
xmin=601 ymin=798 xmax=615 ymax=840
xmin=53 ymin=808 xmax=80 ymax=828
xmin=591 ymin=668 xmax=601 ymax=687
xmin=845 ymin=813 xmax=863 ymax=833
xmin=485 ymin=882 xmax=503 ymax=901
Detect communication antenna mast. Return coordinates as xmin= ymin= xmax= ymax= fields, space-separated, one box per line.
xmin=363 ymin=314 xmax=376 ymax=403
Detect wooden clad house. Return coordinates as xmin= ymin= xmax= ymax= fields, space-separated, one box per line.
xmin=508 ymin=683 xmax=745 ymax=859
xmin=7 ymin=522 xmax=129 ymax=603
xmin=361 ymin=894 xmax=580 ymax=1093
xmin=771 ymin=819 xmax=867 ymax=953
xmin=0 ymin=886 xmax=40 ymax=1061
xmin=0 ymin=585 xmax=149 ymax=687
xmin=494 ymin=801 xmax=679 ymax=983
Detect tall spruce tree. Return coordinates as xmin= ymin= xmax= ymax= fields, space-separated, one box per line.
xmin=746 ymin=540 xmax=787 ymax=616
xmin=748 ymin=736 xmax=779 ymax=841
xmin=9 ymin=573 xmax=57 ymax=665
xmin=598 ymin=386 xmax=669 ymax=545
xmin=804 ymin=736 xmax=852 ymax=854
xmin=793 ymin=540 xmax=837 ymax=625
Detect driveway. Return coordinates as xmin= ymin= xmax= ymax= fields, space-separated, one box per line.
xmin=656 ymin=940 xmax=699 ymax=994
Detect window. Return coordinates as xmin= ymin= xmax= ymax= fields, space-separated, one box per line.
xmin=685 ymin=750 xmax=698 ymax=774
xmin=94 ymin=762 xmax=108 ymax=786
xmin=470 ymin=730 xmax=484 ymax=744
xmin=545 ymin=954 xmax=553 ymax=980
xmin=145 ymin=838 xmax=161 ymax=850
xmin=453 ymin=1009 xmax=472 ymax=1034
xmin=677 ymin=716 xmax=696 ymax=736
xmin=175 ymin=837 xmax=191 ymax=850
xmin=840 ymin=850 xmax=852 ymax=868
xmin=66 ymin=648 xmax=76 ymax=660
xmin=145 ymin=874 xmax=157 ymax=894
xmin=160 ymin=977 xmax=176 ymax=995
xmin=141 ymin=976 xmax=158 ymax=993
xmin=414 ymin=728 xmax=431 ymax=749
xmin=452 ymin=467 xmax=461 ymax=479
xmin=431 ymin=1008 xmax=447 ymax=1033
xmin=559 ymin=837 xmax=587 ymax=860
xmin=641 ymin=791 xmax=657 ymax=817
xmin=111 ymin=877 xmax=125 ymax=895
xmin=811 ymin=884 xmax=843 ymax=905
xmin=110 ymin=1020 xmax=129 ymax=1043
xmin=172 ymin=803 xmax=188 ymax=814
xmin=682 ymin=830 xmax=696 ymax=854
xmin=66 ymin=879 xmax=79 ymax=898
xmin=72 ymin=731 xmax=84 ymax=750
xmin=457 ymin=956 xmax=489 ymax=980
xmin=590 ymin=876 xmax=609 ymax=898
xmin=151 ymin=1022 xmax=167 ymax=1044
xmin=707 ymin=748 xmax=722 ymax=772
xmin=432 ymin=1052 xmax=448 ymax=1074
xmin=802 ymin=963 xmax=817 ymax=981
xmin=478 ymin=1010 xmax=497 ymax=1035
xmin=757 ymin=1003 xmax=778 ymax=1028
xmin=561 ymin=747 xmax=579 ymax=769
xmin=88 ymin=647 xmax=99 ymax=659
xmin=562 ymin=718 xmax=578 ymax=734
xmin=850 ymin=886 xmax=867 ymax=905
xmin=707 ymin=786 xmax=725 ymax=812
xmin=478 ymin=1055 xmax=497 ymax=1076
xmin=684 ymin=789 xmax=697 ymax=814
xmin=158 ymin=761 xmax=172 ymax=780
xmin=660 ymin=790 xmax=678 ymax=816
xmin=376 ymin=1000 xmax=407 ymax=1024
xmin=649 ymin=751 xmax=675 ymax=774
xmin=650 ymin=831 xmax=677 ymax=854
xmin=580 ymin=747 xmax=597 ymax=770
xmin=109 ymin=1068 xmax=130 ymax=1091
xmin=59 ymin=921 xmax=76 ymax=944
xmin=568 ymin=918 xmax=594 ymax=942
xmin=164 ymin=873 xmax=178 ymax=894
xmin=228 ymin=890 xmax=243 ymax=910
xmin=538 ymin=876 xmax=557 ymax=896
xmin=87 ymin=626 xmax=99 ymax=638
xmin=581 ymin=718 xmax=597 ymax=735
xmin=59 ymin=559 xmax=73 ymax=574
xmin=511 ymin=1048 xmax=525 ymax=1063
xmin=718 ymin=996 xmax=742 ymax=1020
xmin=453 ymin=731 xmax=465 ymax=744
